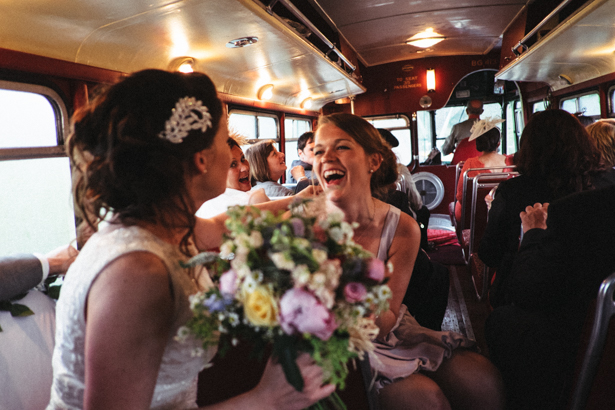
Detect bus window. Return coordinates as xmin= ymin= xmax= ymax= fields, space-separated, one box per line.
xmin=284 ymin=117 xmax=312 ymax=169
xmin=609 ymin=85 xmax=615 ymax=117
xmin=561 ymin=92 xmax=600 ymax=119
xmin=366 ymin=116 xmax=412 ymax=165
xmin=505 ymin=102 xmax=518 ymax=155
xmin=429 ymin=102 xmax=502 ymax=163
xmin=416 ymin=111 xmax=433 ymax=163
xmin=0 ymin=83 xmax=75 ymax=254
xmin=228 ymin=111 xmax=279 ymax=140
xmin=532 ymin=101 xmax=547 ymax=113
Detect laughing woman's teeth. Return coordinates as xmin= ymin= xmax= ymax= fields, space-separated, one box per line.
xmin=323 ymin=170 xmax=345 ymax=182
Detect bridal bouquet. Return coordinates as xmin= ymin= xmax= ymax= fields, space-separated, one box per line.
xmin=178 ymin=200 xmax=391 ymax=408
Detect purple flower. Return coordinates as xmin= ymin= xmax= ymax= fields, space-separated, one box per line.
xmin=279 ymin=288 xmax=338 ymax=341
xmin=219 ymin=269 xmax=238 ymax=295
xmin=344 ymin=282 xmax=367 ymax=303
xmin=366 ymin=258 xmax=385 ymax=282
xmin=290 ymin=218 xmax=305 ymax=237
xmin=203 ymin=293 xmax=233 ymax=313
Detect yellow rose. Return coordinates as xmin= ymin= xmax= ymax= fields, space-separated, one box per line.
xmin=244 ymin=286 xmax=278 ymax=327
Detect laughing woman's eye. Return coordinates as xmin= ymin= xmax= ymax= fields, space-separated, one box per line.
xmin=314 ymin=149 xmax=323 ymax=156
xmin=230 ymin=161 xmax=237 ymax=168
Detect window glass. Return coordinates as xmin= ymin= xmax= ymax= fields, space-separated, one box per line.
xmin=228 ymin=111 xmax=279 ymax=140
xmin=284 ymin=118 xmax=312 ymax=171
xmin=0 ymin=89 xmax=57 ymax=148
xmin=532 ymin=101 xmax=547 ymax=113
xmin=579 ymin=93 xmax=600 ymax=116
xmin=0 ymin=84 xmax=74 ymax=253
xmin=367 ymin=116 xmax=412 ymax=165
xmin=416 ymin=111 xmax=433 ymax=163
xmin=504 ymin=101 xmax=520 ymax=155
xmin=0 ymin=158 xmax=75 ymax=253
xmin=258 ymin=116 xmax=277 ymax=139
xmin=434 ymin=102 xmax=501 ymax=163
xmin=561 ymin=98 xmax=578 ymax=114
xmin=229 ymin=113 xmax=257 ymax=139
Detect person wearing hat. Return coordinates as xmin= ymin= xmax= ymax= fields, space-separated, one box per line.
xmin=454 ymin=119 xmax=511 ymax=222
xmin=441 ymin=100 xmax=484 ymax=160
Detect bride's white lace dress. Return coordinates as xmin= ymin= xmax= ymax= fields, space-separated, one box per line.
xmin=47 ymin=225 xmax=216 ymax=409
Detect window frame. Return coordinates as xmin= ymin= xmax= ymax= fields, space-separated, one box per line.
xmin=559 ymin=90 xmax=601 ymax=119
xmin=364 ymin=114 xmax=412 ymax=164
xmin=227 ymin=108 xmax=280 ymax=142
xmin=608 ymin=84 xmax=615 ymax=117
xmin=0 ymin=80 xmax=68 ymax=161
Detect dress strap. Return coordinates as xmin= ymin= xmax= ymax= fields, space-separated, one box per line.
xmin=376 ymin=205 xmax=401 ymax=262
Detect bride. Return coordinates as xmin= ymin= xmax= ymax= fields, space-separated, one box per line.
xmin=48 ymin=69 xmax=333 ymax=409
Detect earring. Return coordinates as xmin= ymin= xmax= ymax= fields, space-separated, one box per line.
xmin=202 ymin=168 xmax=208 ymax=174
xmin=369 ymin=169 xmax=374 ymax=173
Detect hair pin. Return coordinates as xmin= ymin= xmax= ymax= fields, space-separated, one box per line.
xmin=158 ymin=97 xmax=212 ymax=144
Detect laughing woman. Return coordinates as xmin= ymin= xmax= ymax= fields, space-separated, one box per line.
xmin=196 ymin=136 xmax=270 ymax=218
xmin=245 ymin=140 xmax=294 ymax=197
xmin=313 ymin=113 xmax=504 ymax=410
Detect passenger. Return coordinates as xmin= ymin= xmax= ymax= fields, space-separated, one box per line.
xmin=314 ymin=113 xmax=504 ymax=410
xmin=245 ymin=140 xmax=294 ymax=197
xmin=478 ymin=109 xmax=615 ymax=308
xmin=586 ymin=118 xmax=615 ymax=168
xmin=195 ymin=136 xmax=270 ymax=218
xmin=0 ymin=244 xmax=78 ymax=300
xmin=48 ymin=69 xmax=334 ymax=409
xmin=454 ymin=120 xmax=511 ymax=222
xmin=288 ymin=131 xmax=315 ymax=183
xmin=441 ymin=99 xmax=483 ymax=163
xmin=486 ymin=186 xmax=615 ymax=410
xmin=0 ymin=244 xmax=78 ymax=409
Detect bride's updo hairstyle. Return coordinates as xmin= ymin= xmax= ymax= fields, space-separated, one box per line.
xmin=68 ymin=69 xmax=223 ymax=252
xmin=316 ymin=113 xmax=398 ymax=200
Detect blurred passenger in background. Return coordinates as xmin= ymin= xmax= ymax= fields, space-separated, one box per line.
xmin=245 ymin=140 xmax=294 ymax=197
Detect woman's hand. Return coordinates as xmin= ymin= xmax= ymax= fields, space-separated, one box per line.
xmin=296 ymin=184 xmax=323 ymax=199
xmin=46 ymin=244 xmax=79 ymax=275
xmin=520 ymin=203 xmax=549 ymax=233
xmin=253 ymin=354 xmax=336 ymax=410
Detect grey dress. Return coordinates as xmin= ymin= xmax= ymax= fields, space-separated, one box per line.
xmin=371 ymin=205 xmax=475 ymax=389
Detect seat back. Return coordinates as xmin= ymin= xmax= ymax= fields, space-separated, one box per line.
xmin=457 ymin=166 xmax=516 ymax=236
xmin=569 ymin=272 xmax=615 ymax=410
xmin=467 ymin=173 xmax=517 ymax=298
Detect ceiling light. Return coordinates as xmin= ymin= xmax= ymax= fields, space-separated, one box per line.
xmin=407 ymin=28 xmax=445 ymax=48
xmin=227 ymin=36 xmax=258 ymax=48
xmin=301 ymin=97 xmax=313 ymax=110
xmin=257 ymin=84 xmax=274 ymax=100
xmin=169 ymin=57 xmax=195 ymax=73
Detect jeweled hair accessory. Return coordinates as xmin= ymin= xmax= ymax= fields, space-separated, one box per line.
xmin=158 ymin=96 xmax=212 ymax=144
xmin=469 ymin=117 xmax=505 ymax=141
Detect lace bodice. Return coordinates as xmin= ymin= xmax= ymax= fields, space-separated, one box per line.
xmin=47 ymin=225 xmax=216 ymax=409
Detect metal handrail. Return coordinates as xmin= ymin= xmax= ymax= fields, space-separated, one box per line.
xmin=512 ymin=0 xmax=576 ymax=56
xmin=267 ymin=0 xmax=356 ymax=72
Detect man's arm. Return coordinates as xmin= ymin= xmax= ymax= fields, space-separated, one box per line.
xmin=441 ymin=124 xmax=458 ymax=156
xmin=0 ymin=254 xmax=43 ymax=300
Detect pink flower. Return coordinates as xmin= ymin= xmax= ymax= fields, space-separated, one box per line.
xmin=366 ymin=258 xmax=385 ymax=282
xmin=344 ymin=282 xmax=367 ymax=303
xmin=279 ymin=288 xmax=338 ymax=341
xmin=219 ymin=269 xmax=238 ymax=295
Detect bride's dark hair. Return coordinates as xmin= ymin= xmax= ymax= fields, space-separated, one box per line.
xmin=67 ymin=69 xmax=223 ymax=254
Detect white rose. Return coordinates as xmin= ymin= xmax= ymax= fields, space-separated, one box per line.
xmin=270 ymin=252 xmax=295 ymax=271
xmin=312 ymin=249 xmax=328 ymax=264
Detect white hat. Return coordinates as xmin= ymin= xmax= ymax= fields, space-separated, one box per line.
xmin=469 ymin=118 xmax=505 ymax=141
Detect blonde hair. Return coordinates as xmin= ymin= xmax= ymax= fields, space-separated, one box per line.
xmin=586 ymin=119 xmax=615 ymax=167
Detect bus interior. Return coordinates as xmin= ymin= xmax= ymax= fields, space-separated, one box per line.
xmin=2 ymin=0 xmax=615 ymax=408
